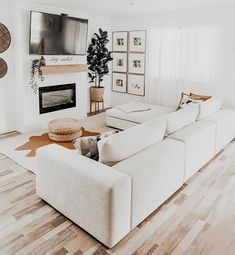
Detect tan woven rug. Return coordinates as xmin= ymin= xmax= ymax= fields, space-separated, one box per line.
xmin=15 ymin=127 xmax=100 ymax=157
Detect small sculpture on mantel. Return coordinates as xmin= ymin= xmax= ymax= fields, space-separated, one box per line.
xmin=40 ymin=56 xmax=46 ymax=67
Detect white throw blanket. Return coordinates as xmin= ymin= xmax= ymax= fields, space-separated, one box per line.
xmin=116 ymin=102 xmax=151 ymax=113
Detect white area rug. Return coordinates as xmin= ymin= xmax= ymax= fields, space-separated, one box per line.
xmin=0 ymin=130 xmax=46 ymax=174
xmin=0 ymin=113 xmax=112 ymax=174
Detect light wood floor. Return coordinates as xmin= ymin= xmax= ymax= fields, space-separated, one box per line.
xmin=0 ymin=135 xmax=235 ymax=255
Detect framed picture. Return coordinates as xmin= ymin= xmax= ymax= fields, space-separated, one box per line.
xmin=128 ymin=74 xmax=145 ymax=96
xmin=112 ymin=73 xmax=127 ymax=93
xmin=112 ymin=31 xmax=128 ymax=52
xmin=129 ymin=30 xmax=146 ymax=52
xmin=112 ymin=53 xmax=127 ymax=73
xmin=128 ymin=53 xmax=145 ymax=74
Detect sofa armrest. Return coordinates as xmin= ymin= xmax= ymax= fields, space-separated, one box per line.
xmin=36 ymin=144 xmax=131 ymax=248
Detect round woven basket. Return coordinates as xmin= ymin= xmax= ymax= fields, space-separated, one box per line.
xmin=0 ymin=23 xmax=11 ymax=53
xmin=0 ymin=58 xmax=8 ymax=78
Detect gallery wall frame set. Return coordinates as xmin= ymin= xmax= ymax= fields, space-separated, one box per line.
xmin=112 ymin=30 xmax=146 ymax=96
xmin=0 ymin=23 xmax=11 ymax=79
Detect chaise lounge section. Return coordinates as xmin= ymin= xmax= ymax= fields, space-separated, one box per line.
xmin=106 ymin=101 xmax=175 ymax=130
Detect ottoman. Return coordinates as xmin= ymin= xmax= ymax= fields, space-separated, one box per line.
xmin=48 ymin=118 xmax=82 ymax=142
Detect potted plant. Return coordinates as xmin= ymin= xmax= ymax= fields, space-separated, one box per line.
xmin=87 ymin=28 xmax=113 ymax=101
xmin=29 ymin=57 xmax=45 ymax=94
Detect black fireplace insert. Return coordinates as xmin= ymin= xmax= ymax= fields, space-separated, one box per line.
xmin=39 ymin=83 xmax=76 ymax=114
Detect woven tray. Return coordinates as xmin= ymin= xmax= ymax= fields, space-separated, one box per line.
xmin=0 ymin=58 xmax=8 ymax=78
xmin=0 ymin=23 xmax=11 ymax=53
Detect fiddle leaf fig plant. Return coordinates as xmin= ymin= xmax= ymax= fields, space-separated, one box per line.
xmin=29 ymin=58 xmax=44 ymax=94
xmin=87 ymin=28 xmax=113 ymax=87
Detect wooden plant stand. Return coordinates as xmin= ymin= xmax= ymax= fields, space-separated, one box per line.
xmin=90 ymin=99 xmax=104 ymax=114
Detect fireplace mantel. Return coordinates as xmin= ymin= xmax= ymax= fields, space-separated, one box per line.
xmin=41 ymin=64 xmax=88 ymax=75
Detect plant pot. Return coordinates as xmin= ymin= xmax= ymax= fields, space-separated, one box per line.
xmin=90 ymin=86 xmax=105 ymax=101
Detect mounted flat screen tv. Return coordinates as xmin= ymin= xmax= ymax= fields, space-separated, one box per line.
xmin=29 ymin=11 xmax=88 ymax=55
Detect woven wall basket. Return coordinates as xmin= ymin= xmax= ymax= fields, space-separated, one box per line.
xmin=0 ymin=58 xmax=8 ymax=78
xmin=0 ymin=23 xmax=11 ymax=53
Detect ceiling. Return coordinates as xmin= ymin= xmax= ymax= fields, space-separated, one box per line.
xmin=8 ymin=0 xmax=235 ymax=16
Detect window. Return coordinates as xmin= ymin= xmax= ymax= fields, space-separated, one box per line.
xmin=155 ymin=25 xmax=220 ymax=83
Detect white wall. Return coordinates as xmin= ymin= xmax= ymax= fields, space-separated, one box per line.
xmin=0 ymin=2 xmax=16 ymax=134
xmin=3 ymin=1 xmax=235 ymax=134
xmin=111 ymin=3 xmax=235 ymax=108
xmin=6 ymin=1 xmax=111 ymax=133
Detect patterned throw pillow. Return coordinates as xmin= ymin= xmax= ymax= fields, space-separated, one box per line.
xmin=189 ymin=93 xmax=211 ymax=100
xmin=73 ymin=131 xmax=119 ymax=161
xmin=178 ymin=93 xmax=204 ymax=110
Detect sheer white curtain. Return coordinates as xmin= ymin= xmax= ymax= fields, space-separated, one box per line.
xmin=149 ymin=24 xmax=221 ymax=107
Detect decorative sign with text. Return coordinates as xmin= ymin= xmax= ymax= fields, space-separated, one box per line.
xmin=48 ymin=56 xmax=74 ymax=64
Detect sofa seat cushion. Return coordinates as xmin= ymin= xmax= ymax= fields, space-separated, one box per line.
xmin=169 ymin=121 xmax=216 ymax=182
xmin=106 ymin=102 xmax=174 ymax=130
xmin=113 ymin=138 xmax=185 ymax=229
xmin=203 ymin=110 xmax=235 ymax=153
xmin=197 ymin=97 xmax=222 ymax=120
xmin=164 ymin=105 xmax=199 ymax=135
xmin=98 ymin=118 xmax=166 ymax=165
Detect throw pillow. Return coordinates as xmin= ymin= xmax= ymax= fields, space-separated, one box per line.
xmin=178 ymin=93 xmax=203 ymax=110
xmin=164 ymin=104 xmax=199 ymax=135
xmin=73 ymin=131 xmax=118 ymax=161
xmin=73 ymin=136 xmax=99 ymax=160
xmin=190 ymin=93 xmax=211 ymax=101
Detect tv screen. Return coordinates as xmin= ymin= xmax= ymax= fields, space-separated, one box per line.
xmin=29 ymin=11 xmax=88 ymax=55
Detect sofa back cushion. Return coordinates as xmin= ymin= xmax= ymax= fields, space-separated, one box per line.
xmin=197 ymin=97 xmax=222 ymax=120
xmin=98 ymin=118 xmax=167 ymax=165
xmin=164 ymin=104 xmax=199 ymax=135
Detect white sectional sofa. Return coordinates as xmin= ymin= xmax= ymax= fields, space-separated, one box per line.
xmin=36 ymin=97 xmax=235 ymax=248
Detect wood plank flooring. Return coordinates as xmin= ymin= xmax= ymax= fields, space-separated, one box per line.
xmin=0 ymin=137 xmax=235 ymax=254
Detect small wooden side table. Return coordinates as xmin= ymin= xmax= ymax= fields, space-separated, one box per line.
xmin=90 ymin=99 xmax=104 ymax=114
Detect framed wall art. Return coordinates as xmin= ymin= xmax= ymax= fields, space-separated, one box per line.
xmin=112 ymin=30 xmax=147 ymax=96
xmin=112 ymin=52 xmax=127 ymax=73
xmin=129 ymin=30 xmax=146 ymax=52
xmin=128 ymin=53 xmax=145 ymax=74
xmin=112 ymin=31 xmax=128 ymax=52
xmin=112 ymin=72 xmax=127 ymax=93
xmin=127 ymin=74 xmax=145 ymax=96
